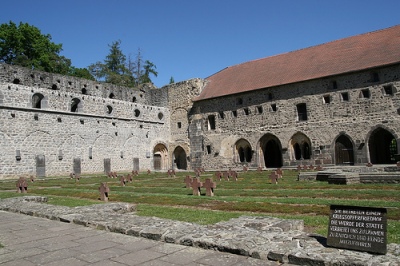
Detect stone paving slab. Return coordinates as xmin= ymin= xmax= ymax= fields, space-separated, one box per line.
xmin=1 ymin=196 xmax=399 ymax=265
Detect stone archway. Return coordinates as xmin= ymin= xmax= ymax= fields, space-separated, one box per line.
xmin=234 ymin=138 xmax=252 ymax=163
xmin=335 ymin=135 xmax=355 ymax=165
xmin=173 ymin=146 xmax=187 ymax=170
xmin=153 ymin=143 xmax=168 ymax=170
xmin=289 ymin=132 xmax=312 ymax=161
xmin=368 ymin=127 xmax=397 ymax=164
xmin=259 ymin=134 xmax=283 ymax=168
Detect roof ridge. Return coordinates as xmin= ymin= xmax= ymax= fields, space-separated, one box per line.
xmin=218 ymin=24 xmax=400 ymax=71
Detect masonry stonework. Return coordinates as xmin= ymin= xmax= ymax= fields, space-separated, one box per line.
xmin=1 ymin=26 xmax=400 ymax=178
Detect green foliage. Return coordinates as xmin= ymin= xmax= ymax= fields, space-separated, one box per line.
xmin=169 ymin=76 xmax=175 ymax=84
xmin=0 ymin=21 xmax=70 ymax=74
xmin=0 ymin=21 xmax=94 ymax=80
xmin=89 ymin=42 xmax=157 ymax=87
xmin=68 ymin=67 xmax=95 ymax=80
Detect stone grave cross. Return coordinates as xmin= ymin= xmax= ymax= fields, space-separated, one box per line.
xmin=16 ymin=177 xmax=28 ymax=193
xmin=203 ymin=178 xmax=216 ymax=196
xmin=184 ymin=175 xmax=193 ymax=188
xmin=99 ymin=182 xmax=110 ymax=202
xmin=269 ymin=171 xmax=279 ymax=184
xmin=191 ymin=178 xmax=202 ymax=196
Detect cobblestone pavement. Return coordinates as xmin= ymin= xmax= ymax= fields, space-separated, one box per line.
xmin=0 ymin=196 xmax=399 ymax=265
xmin=0 ymin=211 xmax=283 ymax=266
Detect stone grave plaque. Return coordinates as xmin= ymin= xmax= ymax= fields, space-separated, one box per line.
xmin=35 ymin=155 xmax=46 ymax=177
xmin=327 ymin=205 xmax=387 ymax=254
xmin=73 ymin=158 xmax=81 ymax=174
xmin=104 ymin=158 xmax=111 ymax=174
xmin=133 ymin=158 xmax=139 ymax=171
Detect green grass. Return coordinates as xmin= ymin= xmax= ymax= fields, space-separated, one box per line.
xmin=1 ymin=170 xmax=399 ymax=244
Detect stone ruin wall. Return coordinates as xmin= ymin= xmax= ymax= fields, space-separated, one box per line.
xmin=164 ymin=78 xmax=205 ymax=170
xmin=0 ymin=64 xmax=170 ymax=179
xmin=188 ymin=64 xmax=400 ymax=170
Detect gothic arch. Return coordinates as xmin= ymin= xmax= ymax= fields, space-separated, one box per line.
xmin=173 ymin=146 xmax=187 ymax=170
xmin=153 ymin=143 xmax=168 ymax=170
xmin=234 ymin=138 xmax=252 ymax=163
xmin=258 ymin=134 xmax=283 ymax=168
xmin=334 ymin=134 xmax=355 ymax=165
xmin=367 ymin=126 xmax=398 ymax=164
xmin=288 ymin=132 xmax=312 ymax=161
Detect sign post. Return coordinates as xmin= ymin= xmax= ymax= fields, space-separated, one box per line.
xmin=327 ymin=205 xmax=387 ymax=254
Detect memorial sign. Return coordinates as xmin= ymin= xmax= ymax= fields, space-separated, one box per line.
xmin=327 ymin=205 xmax=387 ymax=254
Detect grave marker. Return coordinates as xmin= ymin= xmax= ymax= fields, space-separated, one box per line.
xmin=276 ymin=168 xmax=283 ymax=179
xmin=327 ymin=205 xmax=387 ymax=254
xmin=215 ymin=171 xmax=222 ymax=181
xmin=99 ymin=182 xmax=110 ymax=202
xmin=230 ymin=171 xmax=238 ymax=181
xmin=120 ymin=176 xmax=126 ymax=186
xmin=184 ymin=175 xmax=193 ymax=188
xmin=269 ymin=171 xmax=279 ymax=184
xmin=223 ymin=171 xmax=230 ymax=181
xmin=203 ymin=178 xmax=216 ymax=196
xmin=191 ymin=178 xmax=202 ymax=196
xmin=16 ymin=177 xmax=28 ymax=193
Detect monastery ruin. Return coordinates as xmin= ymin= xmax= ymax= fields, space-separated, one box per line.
xmin=1 ymin=25 xmax=400 ymax=178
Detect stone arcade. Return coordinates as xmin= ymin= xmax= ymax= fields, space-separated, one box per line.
xmin=1 ymin=25 xmax=400 ymax=178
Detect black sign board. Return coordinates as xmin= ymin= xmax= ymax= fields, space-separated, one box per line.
xmin=327 ymin=205 xmax=387 ymax=254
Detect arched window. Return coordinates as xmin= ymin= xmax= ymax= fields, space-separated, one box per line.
xmin=71 ymin=98 xmax=81 ymax=112
xmin=32 ymin=93 xmax=44 ymax=109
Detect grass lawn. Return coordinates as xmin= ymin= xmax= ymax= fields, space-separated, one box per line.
xmin=1 ymin=169 xmax=399 ymax=244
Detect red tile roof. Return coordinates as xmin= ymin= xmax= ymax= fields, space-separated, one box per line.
xmin=195 ymin=25 xmax=400 ymax=101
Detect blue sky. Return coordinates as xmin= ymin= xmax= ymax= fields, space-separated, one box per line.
xmin=1 ymin=0 xmax=400 ymax=87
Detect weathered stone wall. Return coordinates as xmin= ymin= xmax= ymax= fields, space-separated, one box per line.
xmin=165 ymin=79 xmax=205 ymax=170
xmin=0 ymin=65 xmax=170 ymax=179
xmin=188 ymin=64 xmax=400 ymax=170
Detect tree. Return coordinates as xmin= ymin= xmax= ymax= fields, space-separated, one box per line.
xmin=0 ymin=21 xmax=71 ymax=74
xmin=90 ymin=43 xmax=157 ymax=87
xmin=68 ymin=67 xmax=95 ymax=80
xmin=169 ymin=76 xmax=175 ymax=84
xmin=89 ymin=40 xmax=134 ymax=87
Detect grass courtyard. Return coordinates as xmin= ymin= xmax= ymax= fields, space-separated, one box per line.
xmin=0 ymin=169 xmax=399 ymax=244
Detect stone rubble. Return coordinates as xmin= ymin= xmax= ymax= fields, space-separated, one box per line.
xmin=0 ymin=196 xmax=399 ymax=265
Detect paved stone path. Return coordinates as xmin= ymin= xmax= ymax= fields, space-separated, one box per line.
xmin=0 ymin=211 xmax=281 ymax=266
xmin=0 ymin=196 xmax=399 ymax=265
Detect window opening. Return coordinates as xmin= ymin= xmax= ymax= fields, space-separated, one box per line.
xmin=232 ymin=110 xmax=237 ymax=117
xmin=296 ymin=103 xmax=307 ymax=121
xmin=271 ymin=104 xmax=277 ymax=112
xmin=244 ymin=108 xmax=250 ymax=115
xmin=207 ymin=115 xmax=216 ymax=130
xmin=323 ymin=95 xmax=331 ymax=104
xmin=360 ymin=89 xmax=371 ymax=99
xmin=257 ymin=106 xmax=263 ymax=114
xmin=206 ymin=145 xmax=211 ymax=154
xmin=32 ymin=93 xmax=44 ymax=109
xmin=383 ymin=85 xmax=394 ymax=96
xmin=341 ymin=92 xmax=349 ymax=102
xmin=71 ymin=98 xmax=81 ymax=112
xmin=106 ymin=105 xmax=113 ymax=114
xmin=134 ymin=109 xmax=140 ymax=117
xmin=219 ymin=111 xmax=225 ymax=119
xmin=177 ymin=122 xmax=182 ymax=129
